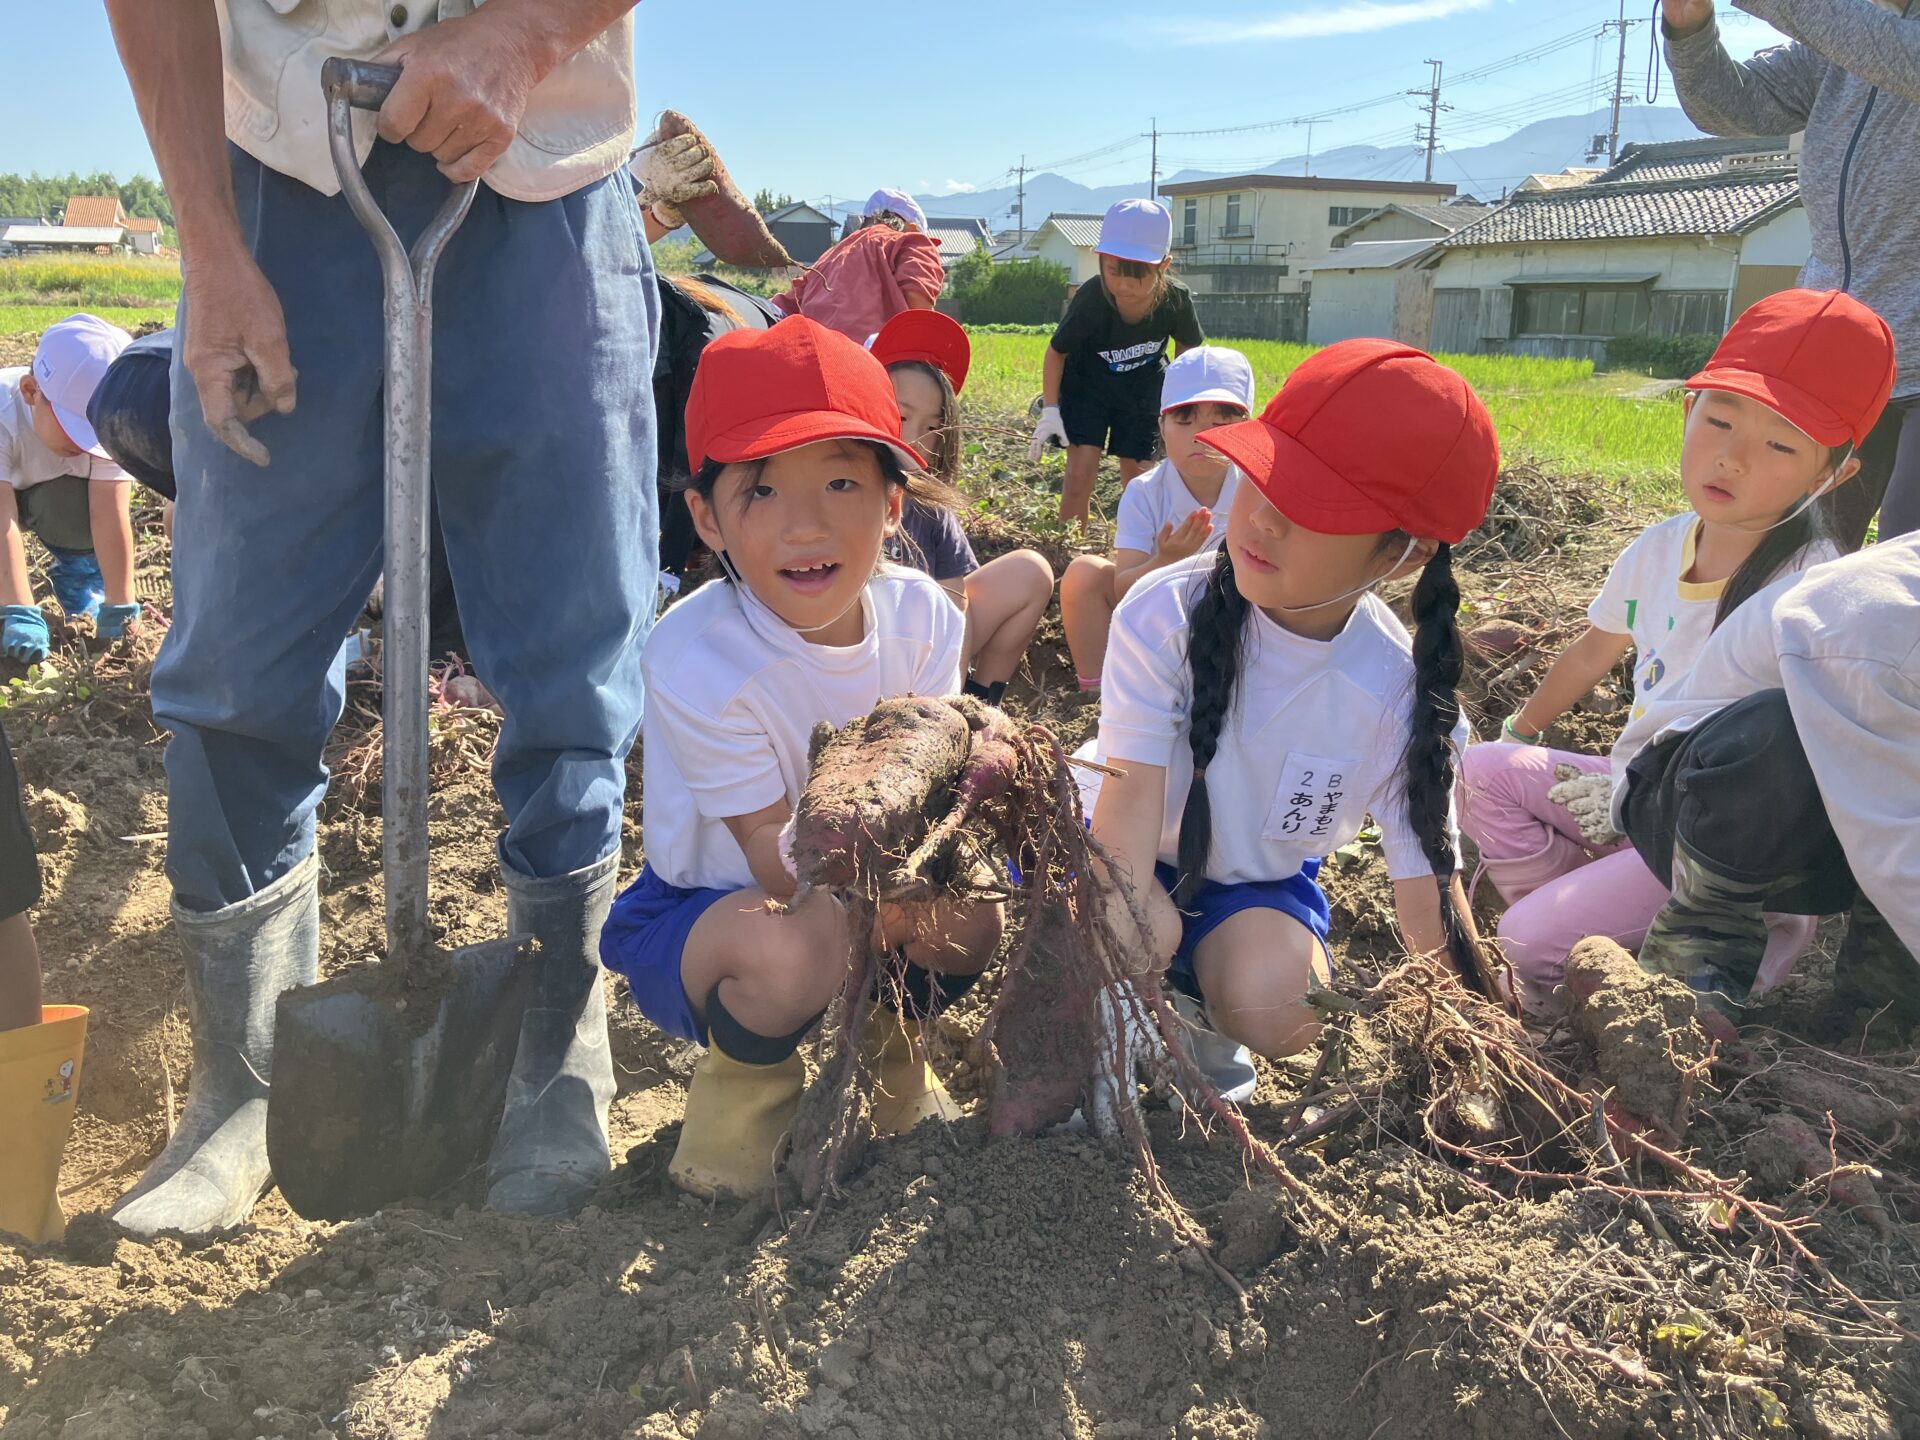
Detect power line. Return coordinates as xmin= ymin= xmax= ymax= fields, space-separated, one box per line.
xmin=1410 ymin=59 xmax=1449 ymax=183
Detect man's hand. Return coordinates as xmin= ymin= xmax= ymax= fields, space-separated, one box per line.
xmin=1154 ymin=511 xmax=1213 ymax=566
xmin=374 ymin=10 xmax=545 ymax=183
xmin=1662 ymin=0 xmax=1714 ymax=36
xmin=182 ymin=248 xmax=297 ymax=467
xmin=633 ymin=123 xmax=717 ymax=229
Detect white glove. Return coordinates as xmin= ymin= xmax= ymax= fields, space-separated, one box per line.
xmin=1546 ymin=764 xmax=1621 ymax=849
xmin=1087 ymin=980 xmax=1162 ymax=1139
xmin=1027 ymin=405 xmax=1068 ymax=462
xmin=632 ymin=128 xmax=717 ymax=227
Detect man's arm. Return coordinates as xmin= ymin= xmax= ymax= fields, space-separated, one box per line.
xmin=104 ymin=0 xmax=297 ymax=465
xmin=1736 ymin=0 xmax=1920 ymax=103
xmin=1661 ymin=4 xmax=1827 ymax=137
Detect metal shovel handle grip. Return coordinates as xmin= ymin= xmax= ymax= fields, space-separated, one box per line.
xmin=324 ymin=56 xmax=479 ymax=967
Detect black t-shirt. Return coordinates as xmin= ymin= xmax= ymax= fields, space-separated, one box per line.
xmin=885 ymin=500 xmax=979 ymax=583
xmin=1051 ymin=277 xmax=1203 ymax=398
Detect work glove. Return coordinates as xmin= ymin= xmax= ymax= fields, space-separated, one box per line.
xmin=1027 ymin=405 xmax=1068 ymax=462
xmin=1547 ymin=764 xmax=1621 ymax=849
xmin=1086 ymin=980 xmax=1163 ymax=1140
xmin=45 ymin=547 xmax=105 ymax=619
xmin=1499 ymin=713 xmax=1545 ymax=745
xmin=95 ymin=602 xmax=142 ymax=642
xmin=632 ymin=125 xmax=717 ymax=229
xmin=1 ymin=605 xmax=50 ymax=665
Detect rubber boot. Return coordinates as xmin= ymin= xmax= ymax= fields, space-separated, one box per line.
xmin=1832 ymin=894 xmax=1920 ymax=1029
xmin=111 ymin=852 xmax=319 ymax=1237
xmin=668 ymin=1046 xmax=805 ymax=1200
xmin=864 ymin=1017 xmax=959 ymax=1135
xmin=486 ymin=849 xmax=619 ymax=1216
xmin=45 ymin=547 xmax=105 ymax=620
xmin=0 ymin=1005 xmax=88 ymax=1243
xmin=1635 ymin=843 xmax=1771 ymax=1026
xmin=1167 ymin=991 xmax=1258 ymax=1108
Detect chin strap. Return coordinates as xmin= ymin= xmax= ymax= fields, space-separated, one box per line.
xmin=721 ymin=549 xmax=869 ymax=638
xmin=1264 ymin=534 xmax=1420 ymax=615
xmin=1729 ymin=445 xmax=1853 ymax=536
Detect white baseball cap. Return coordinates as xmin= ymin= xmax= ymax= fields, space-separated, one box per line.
xmin=1097 ymin=198 xmax=1173 ymax=265
xmin=865 ymin=188 xmax=926 ymax=230
xmin=32 ymin=314 xmax=132 ymax=459
xmin=1162 ymin=345 xmax=1257 ymax=414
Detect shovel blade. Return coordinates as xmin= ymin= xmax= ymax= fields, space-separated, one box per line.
xmin=267 ymin=937 xmax=535 ymax=1221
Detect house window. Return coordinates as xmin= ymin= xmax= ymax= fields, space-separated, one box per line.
xmin=1225 ymin=194 xmax=1242 ymax=234
xmin=1652 ymin=290 xmax=1728 ymax=337
xmin=1182 ymin=199 xmax=1198 ymax=248
xmin=1327 ymin=205 xmax=1375 ymax=228
xmin=1517 ymin=284 xmax=1652 ymax=337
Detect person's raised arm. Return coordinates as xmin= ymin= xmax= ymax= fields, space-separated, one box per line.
xmin=1508 ymin=624 xmax=1634 ymax=742
xmin=1660 ymin=0 xmax=1827 ymax=136
xmin=1735 ymin=0 xmax=1920 ymax=104
xmin=104 ymin=0 xmax=297 ymax=465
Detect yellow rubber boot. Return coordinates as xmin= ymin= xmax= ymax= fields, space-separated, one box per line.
xmin=865 ymin=1018 xmax=960 ymax=1135
xmin=0 ymin=1005 xmax=88 ymax=1243
xmin=668 ymin=1046 xmax=804 ymax=1200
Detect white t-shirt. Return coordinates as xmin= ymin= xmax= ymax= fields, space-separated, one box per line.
xmin=1113 ymin=459 xmax=1238 ymax=557
xmin=1607 ymin=535 xmax=1920 ymax=957
xmin=640 ymin=565 xmax=966 ymax=892
xmin=0 ymin=368 xmax=127 ymax=492
xmin=1089 ymin=553 xmax=1470 ymax=887
xmin=1589 ymin=512 xmax=1834 ymax=772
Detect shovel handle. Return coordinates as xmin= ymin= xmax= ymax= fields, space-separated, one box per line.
xmin=325 ymin=58 xmax=478 ymax=969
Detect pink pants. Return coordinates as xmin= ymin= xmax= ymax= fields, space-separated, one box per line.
xmin=1458 ymin=743 xmax=1814 ymax=1013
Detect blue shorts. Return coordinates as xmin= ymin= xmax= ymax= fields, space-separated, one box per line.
xmin=1153 ymin=860 xmax=1331 ymax=1003
xmin=599 ymin=864 xmax=741 ymax=1044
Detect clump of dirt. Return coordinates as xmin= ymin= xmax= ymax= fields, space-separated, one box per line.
xmin=1565 ymin=937 xmax=1711 ymax=1140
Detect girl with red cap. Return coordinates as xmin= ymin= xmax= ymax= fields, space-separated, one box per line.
xmin=1460 ymin=289 xmax=1892 ymax=1017
xmin=871 ymin=309 xmax=1055 ymax=708
xmin=1083 ymin=338 xmax=1500 ymax=1075
xmin=599 ymin=318 xmax=1003 ymax=1200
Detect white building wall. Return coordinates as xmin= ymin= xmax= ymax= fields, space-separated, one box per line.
xmin=1306 ymin=270 xmax=1397 ymax=345
xmin=1426 ymin=236 xmax=1740 ymax=292
xmin=1739 ymin=206 xmax=1810 ymax=268
xmin=1035 ymin=229 xmax=1099 ymax=286
xmin=1168 ymin=184 xmax=1449 ymax=294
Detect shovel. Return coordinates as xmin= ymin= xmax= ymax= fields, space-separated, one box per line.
xmin=266 ymin=57 xmax=536 ymax=1221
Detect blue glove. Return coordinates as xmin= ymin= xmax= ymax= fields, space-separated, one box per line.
xmin=1 ymin=605 xmax=50 ymax=665
xmin=95 ymin=602 xmax=142 ymax=641
xmin=45 ymin=546 xmax=105 ymax=620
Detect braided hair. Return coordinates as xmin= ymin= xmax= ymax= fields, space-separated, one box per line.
xmin=1399 ymin=541 xmax=1493 ymax=992
xmin=1174 ymin=551 xmax=1251 ymax=905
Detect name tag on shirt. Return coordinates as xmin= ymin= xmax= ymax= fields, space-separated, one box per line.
xmin=1262 ymin=752 xmax=1356 ymax=845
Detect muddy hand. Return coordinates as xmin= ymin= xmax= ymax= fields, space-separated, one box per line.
xmin=634 ymin=127 xmax=718 ymax=227
xmin=183 ymin=251 xmax=297 ymax=467
xmin=1546 ymin=765 xmax=1621 ymax=849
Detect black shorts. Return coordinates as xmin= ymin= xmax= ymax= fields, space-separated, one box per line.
xmin=1060 ymin=385 xmax=1160 ymax=462
xmin=0 ymin=718 xmax=42 ymax=921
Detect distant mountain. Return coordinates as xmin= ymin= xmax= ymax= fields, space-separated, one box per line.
xmin=927 ymin=106 xmax=1707 ymax=230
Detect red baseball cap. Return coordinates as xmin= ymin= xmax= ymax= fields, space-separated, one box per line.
xmin=1199 ymin=339 xmax=1499 ymax=546
xmin=685 ymin=316 xmax=927 ymax=472
xmin=869 ymin=309 xmax=972 ymax=394
xmin=1686 ymin=289 xmax=1895 ymax=449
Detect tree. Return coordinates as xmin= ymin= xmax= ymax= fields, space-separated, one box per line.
xmin=752 ymin=188 xmax=794 ymax=215
xmin=950 ymin=255 xmax=1069 ymax=326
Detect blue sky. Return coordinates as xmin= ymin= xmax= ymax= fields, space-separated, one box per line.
xmin=11 ymin=1 xmax=1784 ymax=213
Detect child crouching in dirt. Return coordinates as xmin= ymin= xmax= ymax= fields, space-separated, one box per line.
xmin=1083 ymin=339 xmax=1500 ymax=1096
xmin=600 ymin=318 xmax=1003 ymax=1199
xmin=871 ymin=309 xmax=1054 ymax=706
xmin=0 ymin=315 xmax=142 ymax=666
xmin=1059 ymin=345 xmax=1254 ymax=691
xmin=1459 ymin=290 xmax=1890 ymax=1014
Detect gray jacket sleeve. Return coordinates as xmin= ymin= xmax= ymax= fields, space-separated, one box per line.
xmin=1663 ymin=16 xmax=1826 ymax=135
xmin=1738 ymin=0 xmax=1920 ymax=103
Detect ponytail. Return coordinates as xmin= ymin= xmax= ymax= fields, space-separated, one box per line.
xmin=1400 ymin=542 xmax=1493 ymax=994
xmin=1174 ymin=553 xmax=1250 ymax=905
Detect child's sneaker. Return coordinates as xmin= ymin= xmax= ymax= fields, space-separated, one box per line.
xmin=1168 ymin=992 xmax=1258 ymax=1108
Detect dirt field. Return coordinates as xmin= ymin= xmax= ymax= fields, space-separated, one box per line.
xmin=1 ymin=405 xmax=1915 ymax=1440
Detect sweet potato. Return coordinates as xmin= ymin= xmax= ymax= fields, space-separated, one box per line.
xmin=652 ymin=111 xmax=794 ymax=269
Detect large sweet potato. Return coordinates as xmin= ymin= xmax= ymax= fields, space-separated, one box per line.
xmin=653 ymin=111 xmax=794 ymax=269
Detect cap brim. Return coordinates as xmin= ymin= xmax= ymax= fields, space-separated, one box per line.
xmin=1096 ymin=244 xmax=1168 ymax=265
xmin=702 ymin=412 xmax=927 ymax=473
xmin=50 ymin=400 xmax=108 ymax=460
xmin=1162 ymin=387 xmax=1251 ymax=414
xmin=1200 ymin=418 xmax=1409 ymax=538
xmin=1685 ymin=367 xmax=1852 ymax=447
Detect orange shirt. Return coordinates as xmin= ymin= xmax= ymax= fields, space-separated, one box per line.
xmin=772 ymin=227 xmax=946 ymax=342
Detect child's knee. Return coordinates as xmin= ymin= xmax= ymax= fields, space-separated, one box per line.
xmin=1062 ymin=555 xmax=1109 ymax=605
xmin=1008 ymin=549 xmax=1055 ymax=606
xmin=732 ymin=897 xmax=849 ymax=1014
xmin=1212 ymin=991 xmax=1319 ymax=1059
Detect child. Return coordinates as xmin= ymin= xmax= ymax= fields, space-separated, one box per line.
xmin=1060 ymin=345 xmax=1254 ymax=691
xmin=0 ymin=315 xmax=142 ymax=664
xmin=1459 ymin=290 xmax=1889 ymax=1014
xmin=771 ymin=190 xmax=945 ymax=343
xmin=1085 ymin=338 xmax=1499 ymax=1085
xmin=600 ymin=318 xmax=1004 ymax=1199
xmin=1614 ymin=531 xmax=1920 ymax=1031
xmin=1029 ymin=200 xmax=1203 ymax=525
xmin=871 ymin=308 xmax=1055 ymax=705
xmin=0 ymin=711 xmax=87 ymax=1243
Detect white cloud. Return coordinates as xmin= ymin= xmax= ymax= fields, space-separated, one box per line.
xmin=933 ymin=179 xmax=977 ymax=195
xmin=1155 ymin=0 xmax=1494 ymax=45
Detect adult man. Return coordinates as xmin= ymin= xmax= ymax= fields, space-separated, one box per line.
xmin=1662 ymin=0 xmax=1920 ymax=546
xmin=103 ymin=0 xmax=659 ymax=1234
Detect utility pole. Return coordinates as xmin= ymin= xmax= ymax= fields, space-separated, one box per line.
xmin=1149 ymin=118 xmax=1159 ymax=200
xmin=1409 ymin=60 xmax=1447 ymax=183
xmin=1015 ymin=156 xmax=1026 ymax=237
xmin=1298 ymin=118 xmax=1316 ymax=177
xmin=1603 ymin=0 xmax=1638 ymax=164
